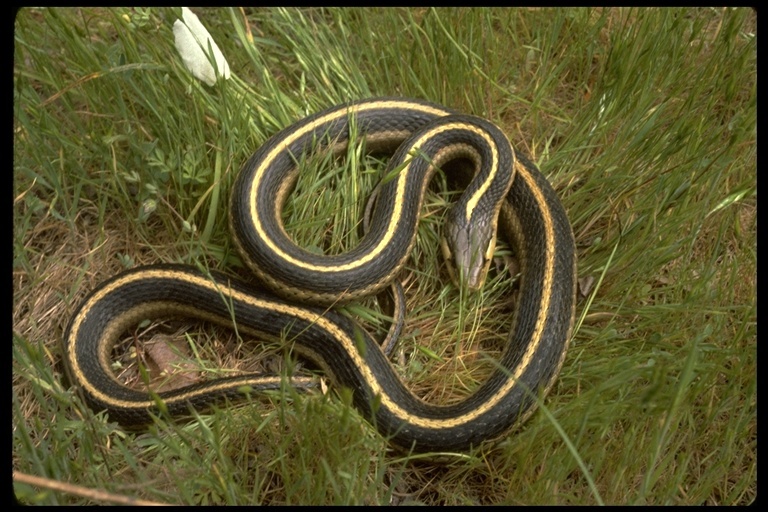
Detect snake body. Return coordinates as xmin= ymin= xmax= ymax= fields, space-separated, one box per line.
xmin=63 ymin=98 xmax=576 ymax=453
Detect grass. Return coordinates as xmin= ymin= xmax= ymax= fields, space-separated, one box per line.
xmin=13 ymin=7 xmax=755 ymax=505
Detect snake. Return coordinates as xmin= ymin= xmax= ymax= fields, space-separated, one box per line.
xmin=63 ymin=97 xmax=576 ymax=453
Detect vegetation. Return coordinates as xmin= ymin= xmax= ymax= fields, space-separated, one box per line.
xmin=13 ymin=7 xmax=755 ymax=504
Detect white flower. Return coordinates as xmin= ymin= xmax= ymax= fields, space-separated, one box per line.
xmin=173 ymin=7 xmax=230 ymax=86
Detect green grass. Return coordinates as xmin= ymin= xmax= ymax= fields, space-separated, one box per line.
xmin=13 ymin=7 xmax=755 ymax=505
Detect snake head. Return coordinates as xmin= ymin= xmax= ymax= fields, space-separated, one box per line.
xmin=441 ymin=208 xmax=497 ymax=292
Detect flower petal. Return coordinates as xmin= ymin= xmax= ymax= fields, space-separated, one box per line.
xmin=173 ymin=8 xmax=230 ymax=86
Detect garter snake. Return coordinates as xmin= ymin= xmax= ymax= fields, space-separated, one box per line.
xmin=63 ymin=97 xmax=576 ymax=453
